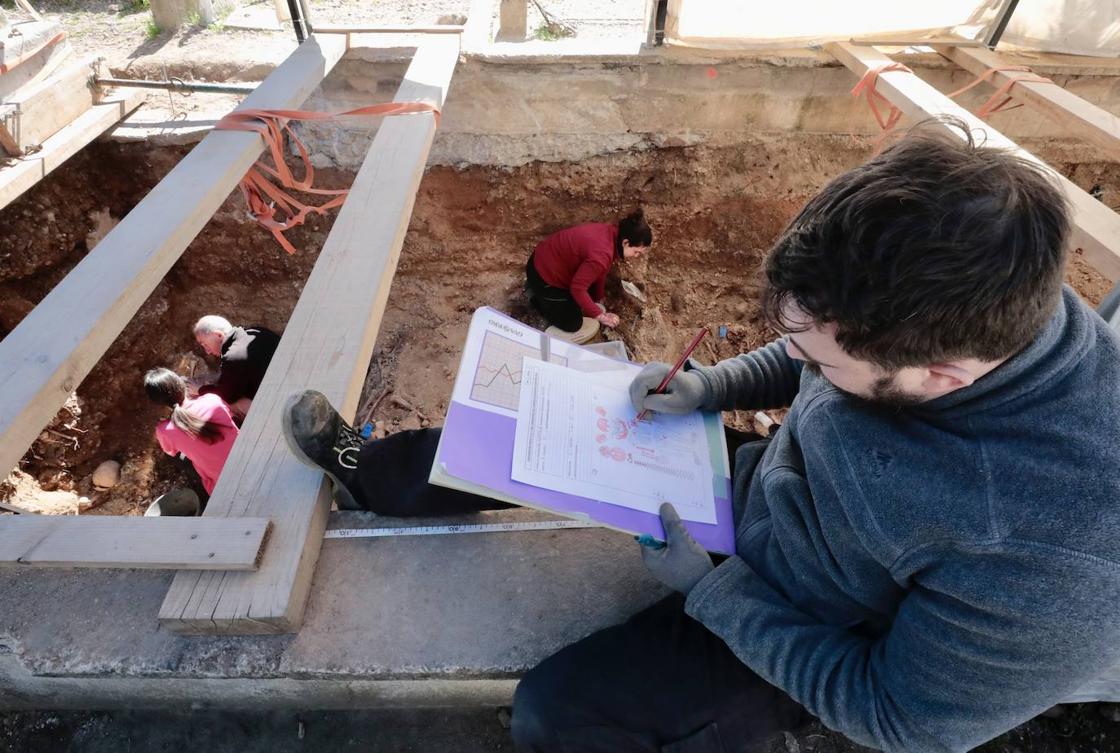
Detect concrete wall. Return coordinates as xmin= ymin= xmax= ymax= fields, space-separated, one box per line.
xmin=0 ymin=509 xmax=668 ymax=709
xmin=296 ymin=45 xmax=1120 ymax=169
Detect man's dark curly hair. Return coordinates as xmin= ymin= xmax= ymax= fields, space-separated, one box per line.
xmin=760 ymin=118 xmax=1072 ymax=370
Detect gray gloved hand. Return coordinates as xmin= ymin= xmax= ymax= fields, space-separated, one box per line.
xmin=628 ymin=362 xmax=706 ymax=415
xmin=638 ymin=503 xmax=714 ymax=595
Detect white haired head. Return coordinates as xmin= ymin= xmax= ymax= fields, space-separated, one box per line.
xmin=193 ymin=315 xmax=233 ymax=357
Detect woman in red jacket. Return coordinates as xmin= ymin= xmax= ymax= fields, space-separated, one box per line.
xmin=526 ymin=209 xmax=653 ymax=342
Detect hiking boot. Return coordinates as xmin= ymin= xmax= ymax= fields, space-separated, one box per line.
xmin=144 ymin=488 xmax=201 ymax=517
xmin=546 ymin=317 xmax=599 ymax=345
xmin=282 ymin=390 xmax=363 ymax=510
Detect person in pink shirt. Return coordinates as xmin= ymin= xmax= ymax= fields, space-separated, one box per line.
xmin=145 ymin=368 xmax=239 ymax=495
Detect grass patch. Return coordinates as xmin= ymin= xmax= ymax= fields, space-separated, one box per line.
xmin=210 ymin=2 xmax=234 ymax=31
xmin=145 ymin=17 xmax=161 ymax=38
xmin=534 ymin=21 xmax=574 ymax=41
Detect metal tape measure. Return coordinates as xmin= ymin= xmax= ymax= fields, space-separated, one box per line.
xmin=324 ymin=519 xmax=597 ymax=539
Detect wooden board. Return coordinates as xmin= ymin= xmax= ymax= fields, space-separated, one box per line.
xmin=0 ymin=58 xmax=99 ymax=154
xmin=827 ymin=42 xmax=1120 ymax=283
xmin=935 ymin=44 xmax=1120 ymax=163
xmin=0 ymin=34 xmax=346 ymax=486
xmin=849 ymin=35 xmax=984 ymax=47
xmin=160 ymin=34 xmax=460 ymax=635
xmin=0 ymin=89 xmax=143 ymax=211
xmin=313 ymin=23 xmax=464 ymax=34
xmin=0 ymin=516 xmax=271 ymax=569
xmin=0 ymin=500 xmax=35 ymax=514
xmin=0 ymin=121 xmax=19 ymax=155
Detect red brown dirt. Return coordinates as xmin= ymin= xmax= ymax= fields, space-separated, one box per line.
xmin=0 ymin=136 xmax=1116 ymax=516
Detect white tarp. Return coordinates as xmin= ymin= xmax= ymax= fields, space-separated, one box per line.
xmin=666 ymin=0 xmax=1120 ymax=56
xmin=998 ymin=0 xmax=1120 ymax=57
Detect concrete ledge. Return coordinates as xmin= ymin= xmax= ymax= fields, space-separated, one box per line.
xmin=0 ymin=508 xmax=667 ymax=709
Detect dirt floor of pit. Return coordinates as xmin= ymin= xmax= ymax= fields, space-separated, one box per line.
xmin=0 ymin=135 xmax=1116 ymax=516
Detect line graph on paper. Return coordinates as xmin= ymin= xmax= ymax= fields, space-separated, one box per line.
xmin=470 ymin=331 xmax=566 ymax=411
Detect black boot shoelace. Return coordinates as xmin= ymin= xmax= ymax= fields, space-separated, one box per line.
xmin=333 ymin=422 xmax=365 ymax=470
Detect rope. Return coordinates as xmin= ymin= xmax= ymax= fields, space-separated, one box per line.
xmin=850 ymin=61 xmax=913 ymax=132
xmin=946 ymin=65 xmax=1054 ymax=119
xmin=215 ymin=102 xmax=440 ymax=254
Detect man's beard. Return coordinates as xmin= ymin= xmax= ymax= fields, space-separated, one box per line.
xmin=804 ymin=363 xmax=924 ymax=408
xmin=868 ymin=375 xmax=924 ymax=407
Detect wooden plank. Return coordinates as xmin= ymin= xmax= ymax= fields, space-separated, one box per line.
xmin=0 ymin=121 xmax=20 ymax=155
xmin=827 ymin=42 xmax=1120 ymax=284
xmin=0 ymin=89 xmax=143 ymax=211
xmin=0 ymin=35 xmax=346 ymax=486
xmin=849 ymin=35 xmax=985 ymax=48
xmin=0 ymin=501 xmax=35 ymax=514
xmin=314 ymin=23 xmax=464 ymax=34
xmin=0 ymin=58 xmax=99 ymax=152
xmin=0 ymin=516 xmax=271 ymax=569
xmin=935 ymin=44 xmax=1120 ymax=163
xmin=14 ymin=0 xmax=44 ymax=22
xmin=160 ymin=34 xmax=460 ymax=635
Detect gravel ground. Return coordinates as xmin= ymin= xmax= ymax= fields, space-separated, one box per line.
xmin=7 ymin=0 xmax=645 ymax=75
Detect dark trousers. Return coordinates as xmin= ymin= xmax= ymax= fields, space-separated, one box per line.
xmin=526 ymin=255 xmax=586 ymax=333
xmin=352 ymin=426 xmax=808 ymax=752
xmin=353 ymin=427 xmax=510 ymax=515
xmin=512 ymin=594 xmax=809 ymax=752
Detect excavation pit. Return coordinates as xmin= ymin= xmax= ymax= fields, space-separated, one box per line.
xmin=0 ymin=133 xmax=1116 ymax=515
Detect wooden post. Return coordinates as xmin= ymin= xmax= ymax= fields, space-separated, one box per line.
xmin=497 ymin=0 xmax=527 ymax=41
xmin=827 ymin=42 xmax=1120 ymax=284
xmin=160 ymin=35 xmax=461 ymax=635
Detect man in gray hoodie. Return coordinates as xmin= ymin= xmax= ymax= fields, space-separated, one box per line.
xmin=282 ymin=122 xmax=1120 ymax=752
xmin=512 ymin=123 xmax=1120 ymax=752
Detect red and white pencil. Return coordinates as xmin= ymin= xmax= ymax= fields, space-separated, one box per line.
xmin=636 ymin=327 xmax=709 ymax=422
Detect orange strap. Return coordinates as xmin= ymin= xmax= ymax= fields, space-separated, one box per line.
xmin=946 ymin=65 xmax=1054 ymax=119
xmin=0 ymin=31 xmax=66 ymax=75
xmin=216 ymin=102 xmax=440 ymax=254
xmin=851 ymin=62 xmax=913 ymax=132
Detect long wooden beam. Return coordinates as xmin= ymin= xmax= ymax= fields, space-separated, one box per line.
xmin=313 ymin=23 xmax=464 ymax=34
xmin=0 ymin=35 xmax=346 ymax=484
xmin=0 ymin=89 xmax=143 ymax=211
xmin=827 ymin=42 xmax=1120 ymax=283
xmin=0 ymin=516 xmax=270 ymax=570
xmin=935 ymin=44 xmax=1120 ymax=163
xmin=160 ymin=34 xmax=460 ymax=635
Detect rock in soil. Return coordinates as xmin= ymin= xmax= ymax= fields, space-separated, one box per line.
xmin=92 ymin=460 xmax=122 ymax=489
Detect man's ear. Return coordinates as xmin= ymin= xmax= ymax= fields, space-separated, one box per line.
xmin=921 ymin=363 xmax=975 ymax=395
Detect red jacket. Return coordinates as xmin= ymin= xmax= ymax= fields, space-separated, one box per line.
xmin=532 ymin=223 xmax=618 ymax=318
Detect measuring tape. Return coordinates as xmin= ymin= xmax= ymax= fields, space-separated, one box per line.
xmin=324 ymin=519 xmax=598 ymax=539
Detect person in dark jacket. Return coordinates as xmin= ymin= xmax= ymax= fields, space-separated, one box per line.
xmin=279 ymin=121 xmax=1120 ymax=753
xmin=192 ymin=315 xmax=280 ymax=421
xmin=526 ymin=209 xmax=652 ymax=343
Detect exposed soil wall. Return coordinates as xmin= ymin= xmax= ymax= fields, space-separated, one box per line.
xmin=0 ymin=135 xmax=1114 ymax=514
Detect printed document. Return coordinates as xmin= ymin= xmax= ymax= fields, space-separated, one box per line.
xmin=511 ymin=358 xmax=717 ymax=524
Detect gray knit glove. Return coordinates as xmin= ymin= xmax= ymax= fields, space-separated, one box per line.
xmin=629 ymin=362 xmax=706 ymax=415
xmin=639 ymin=503 xmax=714 ymax=595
